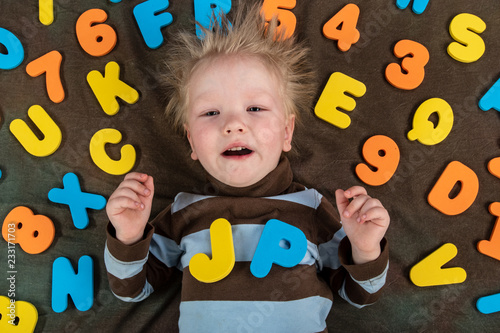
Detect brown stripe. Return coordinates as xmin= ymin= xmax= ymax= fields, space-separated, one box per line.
xmin=180 ymin=262 xmax=333 ymax=302
xmin=107 ymin=269 xmax=147 ymax=299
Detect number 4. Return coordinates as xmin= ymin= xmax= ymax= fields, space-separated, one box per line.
xmin=323 ymin=3 xmax=360 ymax=52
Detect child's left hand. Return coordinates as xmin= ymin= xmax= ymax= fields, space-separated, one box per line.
xmin=335 ymin=186 xmax=390 ymax=265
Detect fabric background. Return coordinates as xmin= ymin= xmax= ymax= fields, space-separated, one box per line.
xmin=1 ymin=0 xmax=499 ymax=332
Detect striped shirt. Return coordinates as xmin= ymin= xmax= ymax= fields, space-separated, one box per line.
xmin=105 ymin=157 xmax=389 ymax=332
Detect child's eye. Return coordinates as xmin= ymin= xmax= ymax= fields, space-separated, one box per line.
xmin=204 ymin=110 xmax=219 ymax=116
xmin=247 ymin=106 xmax=262 ymax=112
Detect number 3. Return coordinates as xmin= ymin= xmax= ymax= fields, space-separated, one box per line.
xmin=385 ymin=39 xmax=429 ymax=90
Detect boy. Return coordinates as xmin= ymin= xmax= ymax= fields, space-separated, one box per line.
xmin=105 ymin=3 xmax=389 ymax=332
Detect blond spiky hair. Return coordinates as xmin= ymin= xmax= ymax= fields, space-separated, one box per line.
xmin=162 ymin=1 xmax=316 ymax=132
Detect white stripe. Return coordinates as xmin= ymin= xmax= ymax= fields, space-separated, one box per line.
xmin=179 ymin=296 xmax=332 ymax=332
xmin=104 ymin=243 xmax=148 ymax=279
xmin=338 ymin=262 xmax=389 ymax=309
xmin=112 ymin=280 xmax=154 ymax=303
xmin=351 ymin=262 xmax=389 ymax=294
xmin=318 ymin=227 xmax=346 ymax=270
xmin=171 ymin=189 xmax=323 ymax=214
xmin=177 ymin=224 xmax=319 ymax=270
xmin=150 ymin=233 xmax=184 ymax=269
xmin=265 ymin=189 xmax=323 ymax=209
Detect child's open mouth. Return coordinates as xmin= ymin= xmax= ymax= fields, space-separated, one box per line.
xmin=223 ymin=147 xmax=253 ymax=156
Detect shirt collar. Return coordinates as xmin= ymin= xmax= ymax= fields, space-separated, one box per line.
xmin=203 ymin=155 xmax=293 ymax=197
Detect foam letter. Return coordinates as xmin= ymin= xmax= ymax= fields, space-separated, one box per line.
xmin=314 ymin=72 xmax=366 ymax=129
xmin=410 ymin=243 xmax=467 ymax=287
xmin=0 ymin=27 xmax=24 ymax=70
xmin=407 ymin=98 xmax=454 ymax=145
xmin=447 ymin=13 xmax=486 ymax=63
xmin=427 ymin=161 xmax=479 ymax=215
xmin=2 ymin=206 xmax=55 ymax=254
xmin=39 ymin=0 xmax=54 ymax=25
xmin=477 ymin=292 xmax=500 ymax=314
xmin=385 ymin=39 xmax=429 ymax=90
xmin=356 ymin=135 xmax=400 ymax=186
xmin=479 ymin=77 xmax=500 ymax=112
xmin=52 ymin=256 xmax=93 ymax=312
xmin=395 ymin=0 xmax=430 ymax=15
xmin=0 ymin=296 xmax=38 ymax=332
xmin=323 ymin=3 xmax=360 ymax=52
xmin=189 ymin=218 xmax=235 ymax=283
xmin=133 ymin=0 xmax=173 ymax=49
xmin=9 ymin=105 xmax=62 ymax=157
xmin=89 ymin=128 xmax=136 ymax=175
xmin=87 ymin=61 xmax=139 ymax=116
xmin=26 ymin=50 xmax=65 ymax=103
xmin=250 ymin=219 xmax=307 ymax=278
xmin=48 ymin=173 xmax=107 ymax=230
xmin=261 ymin=0 xmax=296 ymax=40
xmin=477 ymin=201 xmax=500 ymax=261
xmin=76 ymin=9 xmax=117 ymax=57
xmin=194 ymin=0 xmax=232 ymax=39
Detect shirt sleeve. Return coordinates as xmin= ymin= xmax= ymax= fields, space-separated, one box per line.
xmin=104 ymin=206 xmax=182 ymax=302
xmin=315 ymin=196 xmax=389 ymax=308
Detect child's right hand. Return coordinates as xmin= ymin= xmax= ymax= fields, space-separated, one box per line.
xmin=106 ymin=172 xmax=154 ymax=245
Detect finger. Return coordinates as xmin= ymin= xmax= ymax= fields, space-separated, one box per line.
xmin=119 ymin=179 xmax=152 ymax=197
xmin=360 ymin=207 xmax=390 ymax=226
xmin=107 ymin=196 xmax=145 ymax=215
xmin=143 ymin=175 xmax=154 ymax=197
xmin=123 ymin=172 xmax=149 ymax=183
xmin=110 ymin=186 xmax=143 ymax=204
xmin=335 ymin=189 xmax=350 ymax=215
xmin=343 ymin=186 xmax=368 ymax=199
xmin=343 ymin=194 xmax=371 ymax=218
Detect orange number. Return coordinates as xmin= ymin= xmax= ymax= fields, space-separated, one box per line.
xmin=261 ymin=0 xmax=296 ymax=40
xmin=26 ymin=50 xmax=65 ymax=103
xmin=355 ymin=135 xmax=400 ymax=186
xmin=385 ymin=39 xmax=429 ymax=90
xmin=2 ymin=206 xmax=55 ymax=254
xmin=76 ymin=8 xmax=117 ymax=57
xmin=323 ymin=3 xmax=360 ymax=52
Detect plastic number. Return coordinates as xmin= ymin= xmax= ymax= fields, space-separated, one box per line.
xmin=407 ymin=98 xmax=454 ymax=145
xmin=261 ymin=0 xmax=296 ymax=39
xmin=26 ymin=50 xmax=65 ymax=103
xmin=323 ymin=3 xmax=360 ymax=52
xmin=447 ymin=13 xmax=486 ymax=63
xmin=385 ymin=39 xmax=429 ymax=90
xmin=427 ymin=161 xmax=479 ymax=216
xmin=2 ymin=206 xmax=55 ymax=254
xmin=355 ymin=135 xmax=400 ymax=186
xmin=0 ymin=296 xmax=38 ymax=332
xmin=9 ymin=105 xmax=62 ymax=157
xmin=89 ymin=128 xmax=136 ymax=175
xmin=76 ymin=8 xmax=117 ymax=57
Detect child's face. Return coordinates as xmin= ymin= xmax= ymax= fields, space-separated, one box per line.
xmin=184 ymin=55 xmax=294 ymax=187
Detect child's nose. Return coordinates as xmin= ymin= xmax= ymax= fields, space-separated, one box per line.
xmin=224 ymin=115 xmax=247 ymax=134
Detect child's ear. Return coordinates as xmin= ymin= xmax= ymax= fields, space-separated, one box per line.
xmin=282 ymin=114 xmax=295 ymax=152
xmin=184 ymin=124 xmax=199 ymax=160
